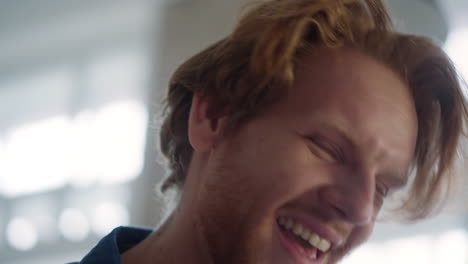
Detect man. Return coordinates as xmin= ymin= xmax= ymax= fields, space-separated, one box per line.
xmin=73 ymin=0 xmax=468 ymax=263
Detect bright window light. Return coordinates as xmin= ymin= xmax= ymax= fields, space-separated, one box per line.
xmin=0 ymin=100 xmax=147 ymax=197
xmin=383 ymin=235 xmax=433 ymax=263
xmin=341 ymin=244 xmax=382 ymax=264
xmin=6 ymin=217 xmax=38 ymax=251
xmin=0 ymin=51 xmax=148 ymax=197
xmin=445 ymin=27 xmax=468 ymax=82
xmin=94 ymin=101 xmax=147 ymax=184
xmin=91 ymin=201 xmax=129 ymax=236
xmin=69 ymin=100 xmax=147 ymax=186
xmin=0 ymin=116 xmax=71 ymax=197
xmin=68 ymin=110 xmax=100 ymax=188
xmin=58 ymin=208 xmax=90 ymax=242
xmin=435 ymin=229 xmax=468 ymax=264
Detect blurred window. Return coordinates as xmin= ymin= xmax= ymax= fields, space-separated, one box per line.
xmin=0 ymin=51 xmax=148 ymax=198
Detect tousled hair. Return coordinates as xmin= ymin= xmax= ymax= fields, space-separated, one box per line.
xmin=159 ymin=0 xmax=468 ymax=220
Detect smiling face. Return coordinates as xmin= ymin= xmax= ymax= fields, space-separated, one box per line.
xmin=185 ymin=47 xmax=418 ymax=264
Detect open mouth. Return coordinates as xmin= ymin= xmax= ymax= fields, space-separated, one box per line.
xmin=276 ymin=216 xmax=332 ymax=264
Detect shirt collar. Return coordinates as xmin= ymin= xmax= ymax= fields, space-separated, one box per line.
xmin=78 ymin=226 xmax=152 ymax=264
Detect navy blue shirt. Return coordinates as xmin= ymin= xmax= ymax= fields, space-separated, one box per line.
xmin=69 ymin=226 xmax=152 ymax=264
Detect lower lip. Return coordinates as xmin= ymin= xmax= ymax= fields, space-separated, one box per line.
xmin=276 ymin=223 xmax=326 ymax=264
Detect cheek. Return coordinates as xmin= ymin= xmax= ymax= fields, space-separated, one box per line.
xmin=205 ymin=135 xmax=304 ymax=207
xmin=204 ymin=120 xmax=339 ymax=217
xmin=221 ymin=136 xmax=333 ymax=210
xmin=346 ymin=224 xmax=374 ymax=251
xmin=245 ymin=142 xmax=307 ymax=187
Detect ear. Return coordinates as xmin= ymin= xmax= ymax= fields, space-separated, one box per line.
xmin=188 ymin=93 xmax=227 ymax=152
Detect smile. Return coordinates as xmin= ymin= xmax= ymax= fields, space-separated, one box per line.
xmin=277 ymin=216 xmax=336 ymax=264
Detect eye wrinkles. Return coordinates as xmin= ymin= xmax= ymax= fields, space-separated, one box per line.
xmin=306 ymin=134 xmax=402 ymax=210
xmin=373 ymin=182 xmax=388 ymax=211
xmin=375 ymin=182 xmax=389 ymax=198
xmin=308 ymin=135 xmax=345 ymax=163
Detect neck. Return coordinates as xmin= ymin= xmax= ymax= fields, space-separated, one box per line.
xmin=122 ymin=157 xmax=213 ymax=264
xmin=121 ymin=204 xmax=213 ymax=264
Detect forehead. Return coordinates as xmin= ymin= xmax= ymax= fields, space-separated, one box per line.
xmin=291 ymin=48 xmax=412 ymax=108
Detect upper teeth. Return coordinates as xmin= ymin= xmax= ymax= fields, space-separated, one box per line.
xmin=278 ymin=216 xmax=332 ymax=253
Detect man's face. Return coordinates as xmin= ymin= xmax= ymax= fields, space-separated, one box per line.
xmin=188 ymin=48 xmax=418 ymax=264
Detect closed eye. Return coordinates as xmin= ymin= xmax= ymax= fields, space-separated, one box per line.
xmin=376 ymin=182 xmax=389 ymax=198
xmin=308 ymin=136 xmax=345 ymax=163
xmin=374 ymin=181 xmax=390 ymax=210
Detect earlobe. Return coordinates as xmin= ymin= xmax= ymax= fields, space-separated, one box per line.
xmin=188 ymin=93 xmax=225 ymax=152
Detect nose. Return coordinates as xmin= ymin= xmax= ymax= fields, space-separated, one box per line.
xmin=319 ymin=169 xmax=376 ymax=226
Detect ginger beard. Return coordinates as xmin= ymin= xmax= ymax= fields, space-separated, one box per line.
xmin=191 ymin=142 xmax=285 ymax=264
xmin=183 ymin=48 xmax=417 ymax=264
xmin=190 ymin=126 xmax=376 ymax=264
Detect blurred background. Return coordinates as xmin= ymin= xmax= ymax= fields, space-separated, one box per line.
xmin=0 ymin=0 xmax=467 ymax=263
